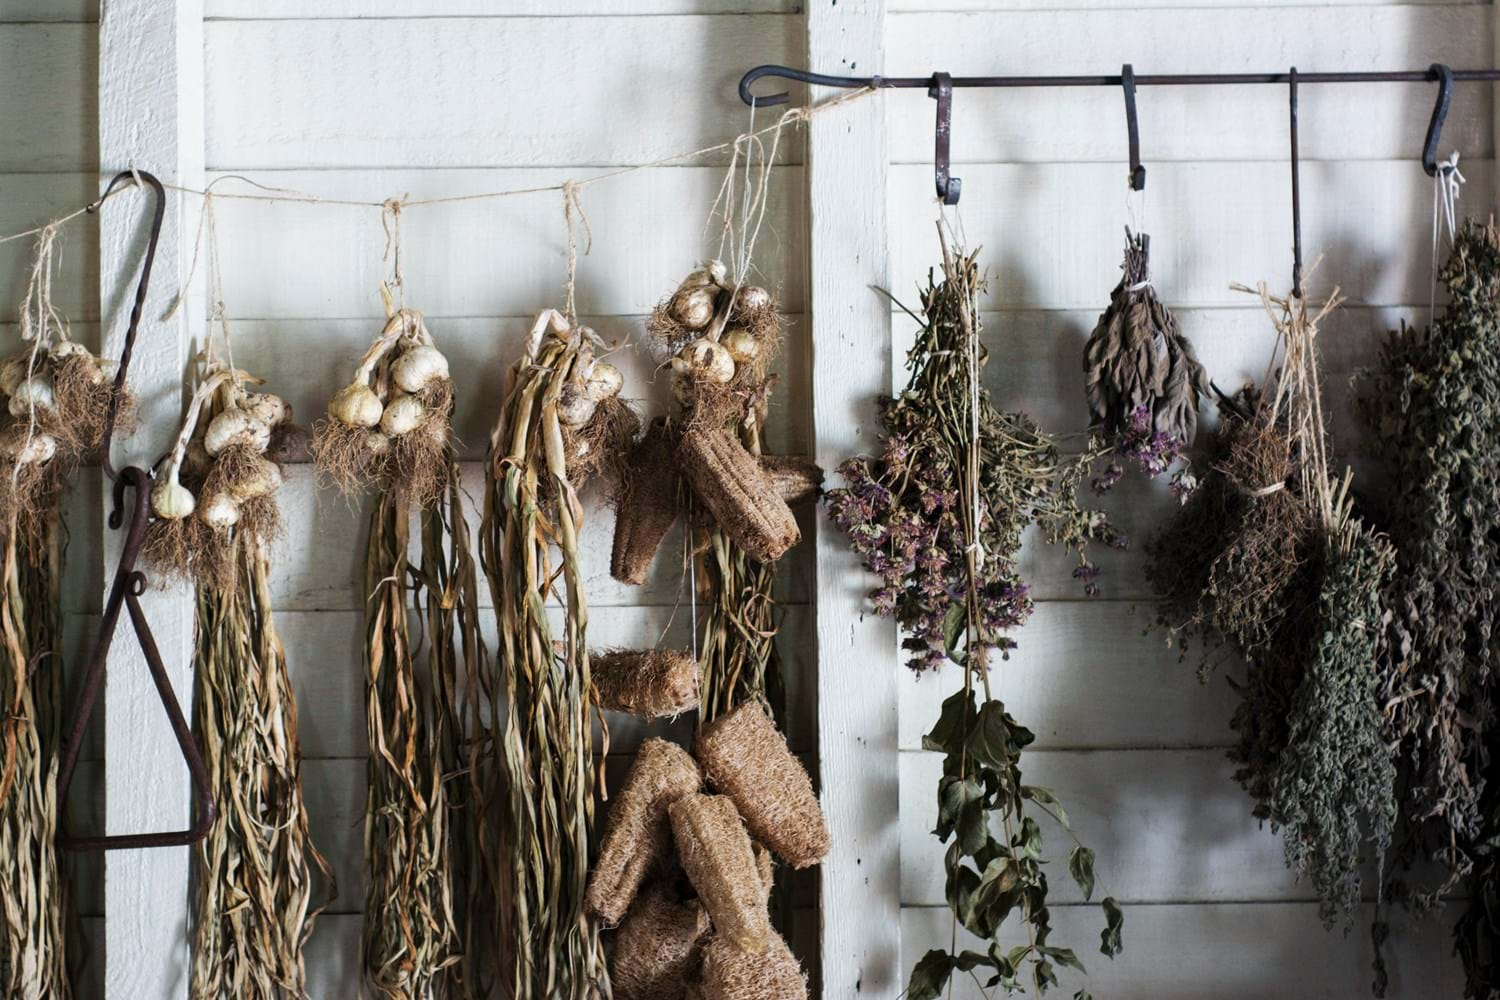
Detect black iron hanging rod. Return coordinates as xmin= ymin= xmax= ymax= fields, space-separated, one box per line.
xmin=739 ymin=64 xmax=1500 ymax=106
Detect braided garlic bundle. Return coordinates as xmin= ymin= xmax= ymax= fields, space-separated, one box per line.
xmin=313 ymin=307 xmax=455 ymax=506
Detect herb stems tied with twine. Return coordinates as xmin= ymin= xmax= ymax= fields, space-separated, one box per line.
xmin=827 ymin=225 xmax=1122 ymax=999
xmin=480 ymin=310 xmax=630 ymax=999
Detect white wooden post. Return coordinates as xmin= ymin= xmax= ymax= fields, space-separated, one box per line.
xmin=806 ymin=1 xmax=901 ymax=994
xmin=99 ymin=1 xmax=203 ymax=995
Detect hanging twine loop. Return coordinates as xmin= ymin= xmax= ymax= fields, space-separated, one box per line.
xmin=1431 ymin=151 xmax=1466 ymax=324
xmin=19 ymin=222 xmax=67 ymax=350
xmin=381 ymin=195 xmax=408 ymax=310
xmin=561 ymin=180 xmax=592 ymax=325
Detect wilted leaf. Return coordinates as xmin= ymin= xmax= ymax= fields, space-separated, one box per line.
xmin=1069 ymin=844 xmax=1096 ymax=901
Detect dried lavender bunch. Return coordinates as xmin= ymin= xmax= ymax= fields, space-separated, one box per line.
xmin=828 ymin=252 xmax=1119 ymax=674
xmin=828 ymin=231 xmax=1122 ymax=999
xmin=1084 ymin=229 xmax=1208 ymax=491
xmin=1360 ymin=220 xmax=1500 ymax=915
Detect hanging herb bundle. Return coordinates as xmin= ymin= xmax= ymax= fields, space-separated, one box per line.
xmin=313 ymin=299 xmax=487 ymax=998
xmin=0 ymin=226 xmax=131 ymax=997
xmin=1147 ymin=280 xmax=1396 ymax=931
xmin=827 ymin=228 xmax=1122 ymax=998
xmin=144 ymin=354 xmax=330 ymax=998
xmin=1359 ymin=220 xmax=1500 ymax=981
xmin=1083 ymin=229 xmax=1208 ymax=492
xmin=480 ymin=307 xmax=633 ymax=999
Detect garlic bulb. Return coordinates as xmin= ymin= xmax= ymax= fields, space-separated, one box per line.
xmin=391 ymin=346 xmax=451 ymax=394
xmin=9 ymin=376 xmax=54 ymax=416
xmin=228 ymin=455 xmax=283 ymax=499
xmin=379 ymin=395 xmax=427 ymax=436
xmin=49 ymin=340 xmax=91 ymax=362
xmin=242 ymin=392 xmax=291 ymax=429
xmin=558 ymin=388 xmax=598 ymax=427
xmin=86 ymin=357 xmax=117 ymax=386
xmin=204 ymin=408 xmax=272 ymax=456
xmin=365 ymin=430 xmax=392 ymax=456
xmin=584 ymin=362 xmax=623 ymax=401
xmin=734 ymin=285 xmax=772 ymax=313
xmin=329 ymin=383 xmax=384 ymax=428
xmin=701 ymin=259 xmax=729 ymax=288
xmin=0 ymin=426 xmax=56 ymax=464
xmin=199 ymin=493 xmax=240 ymax=529
xmin=151 ymin=478 xmax=196 ymax=520
xmin=681 ymin=339 xmax=736 ymax=383
xmin=671 ymin=287 xmax=718 ymax=330
xmin=721 ymin=327 xmax=760 ymax=366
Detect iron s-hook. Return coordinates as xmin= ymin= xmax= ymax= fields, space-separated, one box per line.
xmin=1423 ymin=62 xmax=1456 ymax=177
xmin=738 ymin=64 xmax=885 ymax=108
xmin=929 ymin=72 xmax=961 ymax=205
xmin=1289 ymin=68 xmax=1304 ymax=298
xmin=1122 ymin=64 xmax=1146 ymax=191
xmin=55 ymin=170 xmax=216 ymax=852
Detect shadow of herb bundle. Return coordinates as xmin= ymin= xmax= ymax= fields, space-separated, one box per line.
xmin=1083 ymin=229 xmax=1209 ymax=492
xmin=1360 ymin=220 xmax=1500 ymax=997
xmin=1147 ymin=280 xmax=1397 ymax=934
xmin=827 ymin=226 xmax=1122 ymax=999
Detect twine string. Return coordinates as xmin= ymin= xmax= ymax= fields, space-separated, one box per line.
xmin=561 ymin=181 xmax=592 ymax=325
xmin=1431 ymin=151 xmax=1466 ymax=326
xmin=381 ymin=196 xmax=408 ymax=308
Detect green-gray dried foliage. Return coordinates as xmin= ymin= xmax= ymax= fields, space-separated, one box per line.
xmin=828 ymin=233 xmax=1121 ymax=1000
xmin=1268 ymin=521 xmax=1396 ymax=929
xmin=1084 ymin=229 xmax=1209 ymax=490
xmin=1359 ymin=220 xmax=1500 ymax=912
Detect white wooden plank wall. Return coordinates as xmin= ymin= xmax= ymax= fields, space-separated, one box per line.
xmin=885 ymin=3 xmax=1492 ymax=998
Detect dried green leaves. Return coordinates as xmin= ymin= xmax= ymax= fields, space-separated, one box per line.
xmin=1083 ymin=229 xmax=1208 ymax=491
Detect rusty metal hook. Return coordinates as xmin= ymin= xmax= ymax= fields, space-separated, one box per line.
xmin=928 ymin=72 xmax=961 ymax=205
xmin=56 ymin=170 xmax=215 ymax=852
xmin=1122 ymin=64 xmax=1146 ymax=192
xmin=1289 ymin=68 xmax=1304 ymax=298
xmin=1423 ymin=63 xmax=1455 ymax=177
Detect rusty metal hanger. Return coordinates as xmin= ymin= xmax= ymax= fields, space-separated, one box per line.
xmin=928 ymin=72 xmax=960 ymax=205
xmin=1288 ymin=68 xmax=1304 ymax=299
xmin=55 ymin=170 xmax=215 ymax=852
xmin=1121 ymin=64 xmax=1145 ymax=192
xmin=1423 ymin=63 xmax=1455 ymax=177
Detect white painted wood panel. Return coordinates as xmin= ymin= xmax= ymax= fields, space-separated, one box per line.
xmin=203 ymin=16 xmax=805 ymax=169
xmin=0 ymin=1 xmax=95 ymax=21
xmin=206 ymin=167 xmax=806 ymax=319
xmin=0 ymin=175 xmax=98 ymax=321
xmin=0 ymin=23 xmax=95 ymax=170
xmin=890 ymin=160 xmax=1496 ymax=311
xmin=206 ymin=0 xmax=799 ymax=15
xmin=885 ymin=6 xmax=1494 ymax=163
xmin=901 ymin=902 xmax=1464 ymax=999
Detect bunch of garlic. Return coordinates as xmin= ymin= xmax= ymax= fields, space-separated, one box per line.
xmin=0 ymin=340 xmax=118 ymax=466
xmin=328 ymin=312 xmax=452 ymax=456
xmin=658 ymin=261 xmax=772 ymax=408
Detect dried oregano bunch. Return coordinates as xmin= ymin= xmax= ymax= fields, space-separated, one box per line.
xmin=1360 ymin=220 xmax=1500 ymax=983
xmin=480 ymin=310 xmax=632 ymax=998
xmin=1083 ymin=229 xmax=1208 ymax=492
xmin=828 ymin=230 xmax=1121 ymax=999
xmin=1148 ymin=283 xmax=1397 ymax=932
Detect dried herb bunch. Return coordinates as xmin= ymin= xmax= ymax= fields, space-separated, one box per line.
xmin=1083 ymin=229 xmax=1208 ymax=491
xmin=141 ymin=359 xmax=332 ymax=998
xmin=312 ymin=304 xmax=485 ymax=997
xmin=0 ymin=228 xmax=131 ymax=997
xmin=1149 ymin=283 xmax=1397 ymax=931
xmin=828 ymin=229 xmax=1122 ymax=998
xmin=645 ymin=258 xmax=794 ymax=720
xmin=480 ymin=309 xmax=630 ymax=998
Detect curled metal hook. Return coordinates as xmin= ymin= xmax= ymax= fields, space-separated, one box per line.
xmin=929 ymin=72 xmax=961 ymax=205
xmin=738 ymin=63 xmax=884 ymax=108
xmin=1122 ymin=64 xmax=1145 ymax=191
xmin=1423 ymin=63 xmax=1455 ymax=177
xmin=56 ymin=170 xmax=216 ymax=853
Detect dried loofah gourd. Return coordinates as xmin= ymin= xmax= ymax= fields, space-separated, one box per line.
xmin=1084 ymin=229 xmax=1208 ymax=491
xmin=611 ymin=417 xmax=683 ymax=585
xmin=667 ymin=793 xmax=770 ymax=954
xmin=593 ymin=649 xmax=700 ymax=719
xmin=587 ymin=738 xmax=702 ymax=926
xmin=679 ymin=426 xmax=798 ymax=564
xmin=695 ymin=701 xmax=828 ymax=869
xmin=610 ymin=884 xmax=711 ymax=1000
xmin=700 ymin=931 xmax=807 ymax=1000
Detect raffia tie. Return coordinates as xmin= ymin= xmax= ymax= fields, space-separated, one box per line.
xmin=561 ymin=181 xmax=592 ymax=324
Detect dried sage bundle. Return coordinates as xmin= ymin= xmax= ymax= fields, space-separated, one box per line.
xmin=1083 ymin=229 xmax=1207 ymax=491
xmin=828 ymin=229 xmax=1122 ymax=999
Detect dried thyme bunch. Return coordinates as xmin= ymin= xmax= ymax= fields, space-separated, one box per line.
xmin=1360 ymin=220 xmax=1500 ymax=913
xmin=1083 ymin=229 xmax=1208 ymax=492
xmin=480 ymin=309 xmax=628 ymax=999
xmin=829 ymin=229 xmax=1122 ymax=999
